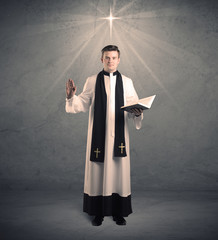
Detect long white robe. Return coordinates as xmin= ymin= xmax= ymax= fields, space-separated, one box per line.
xmin=66 ymin=72 xmax=143 ymax=215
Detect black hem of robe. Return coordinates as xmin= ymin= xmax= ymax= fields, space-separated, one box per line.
xmin=83 ymin=193 xmax=133 ymax=217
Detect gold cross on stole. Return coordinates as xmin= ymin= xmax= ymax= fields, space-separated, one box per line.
xmin=118 ymin=143 xmax=125 ymax=154
xmin=94 ymin=148 xmax=101 ymax=158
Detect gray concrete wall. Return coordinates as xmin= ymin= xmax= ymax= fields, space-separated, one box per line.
xmin=0 ymin=0 xmax=218 ymax=191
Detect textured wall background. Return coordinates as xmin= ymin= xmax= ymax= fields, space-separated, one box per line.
xmin=0 ymin=0 xmax=218 ymax=191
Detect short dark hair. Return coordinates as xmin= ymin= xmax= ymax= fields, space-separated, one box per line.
xmin=101 ymin=45 xmax=120 ymax=58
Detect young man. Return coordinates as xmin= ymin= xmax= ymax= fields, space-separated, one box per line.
xmin=66 ymin=45 xmax=143 ymax=226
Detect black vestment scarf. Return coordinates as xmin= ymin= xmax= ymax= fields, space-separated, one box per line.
xmin=90 ymin=70 xmax=127 ymax=162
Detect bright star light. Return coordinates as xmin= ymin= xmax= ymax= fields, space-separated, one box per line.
xmin=102 ymin=8 xmax=120 ymax=40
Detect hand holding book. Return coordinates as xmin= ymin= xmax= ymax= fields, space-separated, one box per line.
xmin=129 ymin=108 xmax=143 ymax=117
xmin=121 ymin=95 xmax=156 ymax=113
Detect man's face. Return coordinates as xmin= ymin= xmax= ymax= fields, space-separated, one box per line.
xmin=101 ymin=51 xmax=120 ymax=73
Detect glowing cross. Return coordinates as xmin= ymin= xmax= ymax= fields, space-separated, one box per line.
xmin=103 ymin=8 xmax=120 ymax=40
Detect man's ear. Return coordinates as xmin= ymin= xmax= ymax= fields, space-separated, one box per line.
xmin=101 ymin=57 xmax=103 ymax=63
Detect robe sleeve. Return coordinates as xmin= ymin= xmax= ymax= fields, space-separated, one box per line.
xmin=65 ymin=77 xmax=94 ymax=114
xmin=125 ymin=78 xmax=143 ymax=130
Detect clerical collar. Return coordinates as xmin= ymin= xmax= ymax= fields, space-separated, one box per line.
xmin=102 ymin=69 xmax=118 ymax=76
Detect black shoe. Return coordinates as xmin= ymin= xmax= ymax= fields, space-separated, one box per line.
xmin=92 ymin=216 xmax=104 ymax=226
xmin=113 ymin=216 xmax=126 ymax=225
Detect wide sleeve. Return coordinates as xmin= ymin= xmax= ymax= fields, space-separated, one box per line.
xmin=65 ymin=76 xmax=95 ymax=114
xmin=124 ymin=78 xmax=143 ymax=130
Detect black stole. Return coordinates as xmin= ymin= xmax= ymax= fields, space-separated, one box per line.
xmin=90 ymin=70 xmax=127 ymax=162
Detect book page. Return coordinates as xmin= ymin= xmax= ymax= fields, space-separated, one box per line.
xmin=138 ymin=95 xmax=156 ymax=109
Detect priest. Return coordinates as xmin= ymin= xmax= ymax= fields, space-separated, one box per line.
xmin=65 ymin=45 xmax=143 ymax=226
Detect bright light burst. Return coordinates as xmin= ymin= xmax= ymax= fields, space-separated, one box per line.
xmin=101 ymin=7 xmax=120 ymax=40
xmin=38 ymin=0 xmax=187 ymax=106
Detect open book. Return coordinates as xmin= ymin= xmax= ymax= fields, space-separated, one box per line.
xmin=121 ymin=95 xmax=156 ymax=112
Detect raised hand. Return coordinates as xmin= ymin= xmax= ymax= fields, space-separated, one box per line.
xmin=66 ymin=79 xmax=77 ymax=99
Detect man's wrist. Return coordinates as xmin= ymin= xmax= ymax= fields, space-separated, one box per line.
xmin=66 ymin=94 xmax=73 ymax=99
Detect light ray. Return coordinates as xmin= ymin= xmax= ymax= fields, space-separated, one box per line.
xmin=16 ymin=15 xmax=101 ymax=40
xmin=101 ymin=7 xmax=120 ymax=40
xmin=41 ymin=21 xmax=106 ymax=102
xmin=114 ymin=20 xmax=178 ymax=106
xmin=119 ymin=6 xmax=193 ymax=19
xmin=81 ymin=22 xmax=109 ymax=77
xmin=117 ymin=17 xmax=207 ymax=74
xmin=130 ymin=47 xmax=178 ymax=106
xmin=128 ymin=42 xmax=178 ymax=106
xmin=111 ymin=0 xmax=117 ymax=14
xmin=115 ymin=0 xmax=137 ymax=15
xmin=88 ymin=2 xmax=107 ymax=16
xmin=112 ymin=24 xmax=141 ymax=89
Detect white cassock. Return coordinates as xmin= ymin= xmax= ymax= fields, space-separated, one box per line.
xmin=66 ymin=72 xmax=143 ymax=217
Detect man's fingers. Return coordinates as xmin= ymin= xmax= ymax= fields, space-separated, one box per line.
xmin=132 ymin=108 xmax=139 ymax=113
xmin=67 ymin=79 xmax=76 ymax=89
xmin=69 ymin=79 xmax=74 ymax=85
xmin=131 ymin=108 xmax=143 ymax=116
